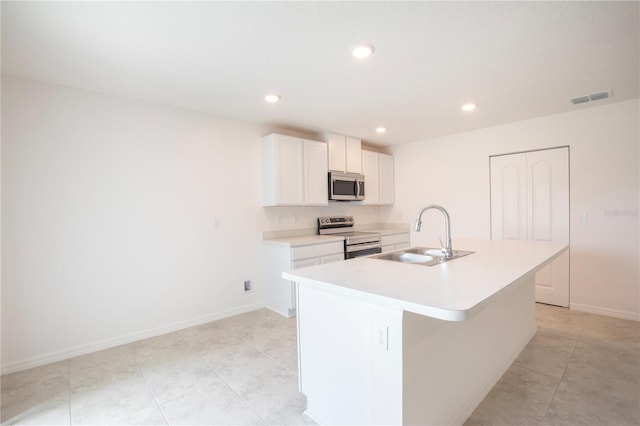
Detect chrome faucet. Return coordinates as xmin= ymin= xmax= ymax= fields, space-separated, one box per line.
xmin=414 ymin=204 xmax=453 ymax=258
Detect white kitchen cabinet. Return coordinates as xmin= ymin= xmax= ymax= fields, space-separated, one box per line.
xmin=321 ymin=253 xmax=345 ymax=264
xmin=262 ymin=134 xmax=328 ymax=206
xmin=303 ymin=139 xmax=329 ymax=205
xmin=345 ymin=136 xmax=362 ymax=173
xmin=490 ymin=147 xmax=569 ymax=307
xmin=325 ymin=132 xmax=362 ymax=174
xmin=379 ymin=153 xmax=395 ymax=205
xmin=361 ymin=150 xmax=380 ymax=205
xmin=263 ymin=239 xmax=344 ymax=317
xmin=292 ymin=257 xmax=321 ymax=270
xmin=362 ymin=150 xmax=395 ymax=205
xmin=381 ymin=232 xmax=410 ymax=253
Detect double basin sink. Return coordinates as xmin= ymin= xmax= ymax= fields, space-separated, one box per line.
xmin=372 ymin=247 xmax=474 ymax=266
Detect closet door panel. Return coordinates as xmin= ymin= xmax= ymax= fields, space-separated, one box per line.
xmin=490 ymin=153 xmax=527 ymax=240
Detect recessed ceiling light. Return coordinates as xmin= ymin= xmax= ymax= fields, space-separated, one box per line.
xmin=462 ymin=103 xmax=477 ymax=112
xmin=375 ymin=127 xmax=386 ymax=134
xmin=265 ymin=94 xmax=281 ymax=103
xmin=352 ymin=43 xmax=375 ymax=59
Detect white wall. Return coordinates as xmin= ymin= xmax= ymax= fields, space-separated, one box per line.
xmin=383 ymin=99 xmax=640 ymax=320
xmin=1 ymin=76 xmax=383 ymax=373
xmin=5 ymin=76 xmax=636 ymax=375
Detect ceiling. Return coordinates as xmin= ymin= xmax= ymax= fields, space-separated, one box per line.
xmin=2 ymin=1 xmax=638 ymax=146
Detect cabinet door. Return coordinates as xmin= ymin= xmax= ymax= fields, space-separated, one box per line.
xmin=346 ymin=137 xmax=362 ymax=174
xmin=327 ymin=133 xmax=346 ymax=172
xmin=361 ymin=151 xmax=380 ymax=205
xmin=304 ymin=140 xmax=328 ymax=205
xmin=292 ymin=257 xmax=322 ymax=269
xmin=379 ymin=153 xmax=395 ymax=205
xmin=321 ymin=253 xmax=345 ymax=264
xmin=275 ymin=135 xmax=304 ymax=205
xmin=290 ymin=257 xmax=322 ymax=317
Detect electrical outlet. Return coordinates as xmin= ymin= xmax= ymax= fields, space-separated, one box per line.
xmin=374 ymin=323 xmax=388 ymax=350
xmin=243 ymin=280 xmax=252 ymax=293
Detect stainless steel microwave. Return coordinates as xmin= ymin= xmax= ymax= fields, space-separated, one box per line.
xmin=328 ymin=171 xmax=365 ymax=201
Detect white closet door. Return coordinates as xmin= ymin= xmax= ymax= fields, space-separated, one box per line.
xmin=490 ymin=147 xmax=570 ymax=307
xmin=490 ymin=153 xmax=527 ymax=241
xmin=527 ymin=148 xmax=570 ymax=306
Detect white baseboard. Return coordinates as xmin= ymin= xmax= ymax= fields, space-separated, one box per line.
xmin=1 ymin=302 xmax=265 ymax=375
xmin=571 ymin=303 xmax=640 ymax=321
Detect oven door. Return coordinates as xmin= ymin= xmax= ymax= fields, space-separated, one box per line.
xmin=345 ymin=242 xmax=382 ymax=259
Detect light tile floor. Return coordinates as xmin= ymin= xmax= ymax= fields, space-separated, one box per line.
xmin=2 ymin=304 xmax=639 ymax=425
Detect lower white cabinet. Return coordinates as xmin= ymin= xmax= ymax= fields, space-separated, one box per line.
xmin=381 ymin=232 xmax=410 ymax=253
xmin=264 ymin=239 xmax=344 ymax=317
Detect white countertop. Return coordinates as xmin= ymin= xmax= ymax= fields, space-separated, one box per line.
xmin=284 ymin=239 xmax=568 ymax=321
xmin=368 ymin=227 xmax=410 ymax=236
xmin=264 ymin=234 xmax=345 ymax=247
xmin=263 ymin=226 xmax=409 ymax=247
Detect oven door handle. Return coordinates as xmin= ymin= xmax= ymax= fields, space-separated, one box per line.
xmin=346 ymin=242 xmax=382 ymax=253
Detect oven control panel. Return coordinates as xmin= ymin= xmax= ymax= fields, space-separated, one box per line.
xmin=318 ymin=216 xmax=354 ymax=228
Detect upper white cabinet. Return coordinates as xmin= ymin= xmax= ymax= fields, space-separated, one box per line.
xmin=362 ymin=150 xmax=380 ymax=204
xmin=325 ymin=132 xmax=362 ymax=174
xmin=345 ymin=136 xmax=362 ymax=173
xmin=379 ymin=153 xmax=395 ymax=204
xmin=262 ymin=133 xmax=328 ymax=206
xmin=362 ymin=150 xmax=395 ymax=205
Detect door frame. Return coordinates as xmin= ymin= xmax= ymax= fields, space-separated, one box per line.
xmin=489 ymin=145 xmax=571 ymax=307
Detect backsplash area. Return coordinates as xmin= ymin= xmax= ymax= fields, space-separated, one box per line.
xmin=261 ymin=204 xmax=382 ymax=234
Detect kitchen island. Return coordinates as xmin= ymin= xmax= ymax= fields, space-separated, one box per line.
xmin=283 ymin=239 xmax=568 ymax=426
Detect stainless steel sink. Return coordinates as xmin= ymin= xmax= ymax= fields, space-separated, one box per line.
xmin=372 ymin=247 xmax=474 ymax=266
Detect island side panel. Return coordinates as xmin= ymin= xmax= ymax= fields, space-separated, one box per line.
xmin=297 ymin=283 xmax=403 ymax=425
xmin=402 ymin=272 xmax=537 ymax=425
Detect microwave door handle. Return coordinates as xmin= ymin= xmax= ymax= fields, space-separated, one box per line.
xmin=354 ymin=180 xmax=359 ymax=197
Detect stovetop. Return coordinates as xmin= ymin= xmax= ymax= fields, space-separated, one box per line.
xmin=317 ymin=216 xmax=381 ymax=245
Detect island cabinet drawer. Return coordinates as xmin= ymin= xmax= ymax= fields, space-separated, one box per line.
xmin=291 ymin=241 xmax=344 ymax=261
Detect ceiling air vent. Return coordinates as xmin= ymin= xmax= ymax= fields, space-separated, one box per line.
xmin=570 ymin=96 xmax=590 ymax=105
xmin=589 ymin=91 xmax=609 ymax=101
xmin=570 ymin=90 xmax=612 ymax=105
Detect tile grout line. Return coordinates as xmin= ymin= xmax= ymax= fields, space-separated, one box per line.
xmin=132 ymin=348 xmax=170 ymax=426
xmin=176 ymin=328 xmax=272 ymax=426
xmin=240 ymin=334 xmax=300 ymax=378
xmin=538 ymin=324 xmax=585 ymax=425
xmin=194 ymin=340 xmax=271 ymax=425
xmin=67 ymin=358 xmax=72 ymax=426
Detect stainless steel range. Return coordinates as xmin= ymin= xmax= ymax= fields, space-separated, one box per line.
xmin=318 ymin=216 xmax=382 ymax=259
